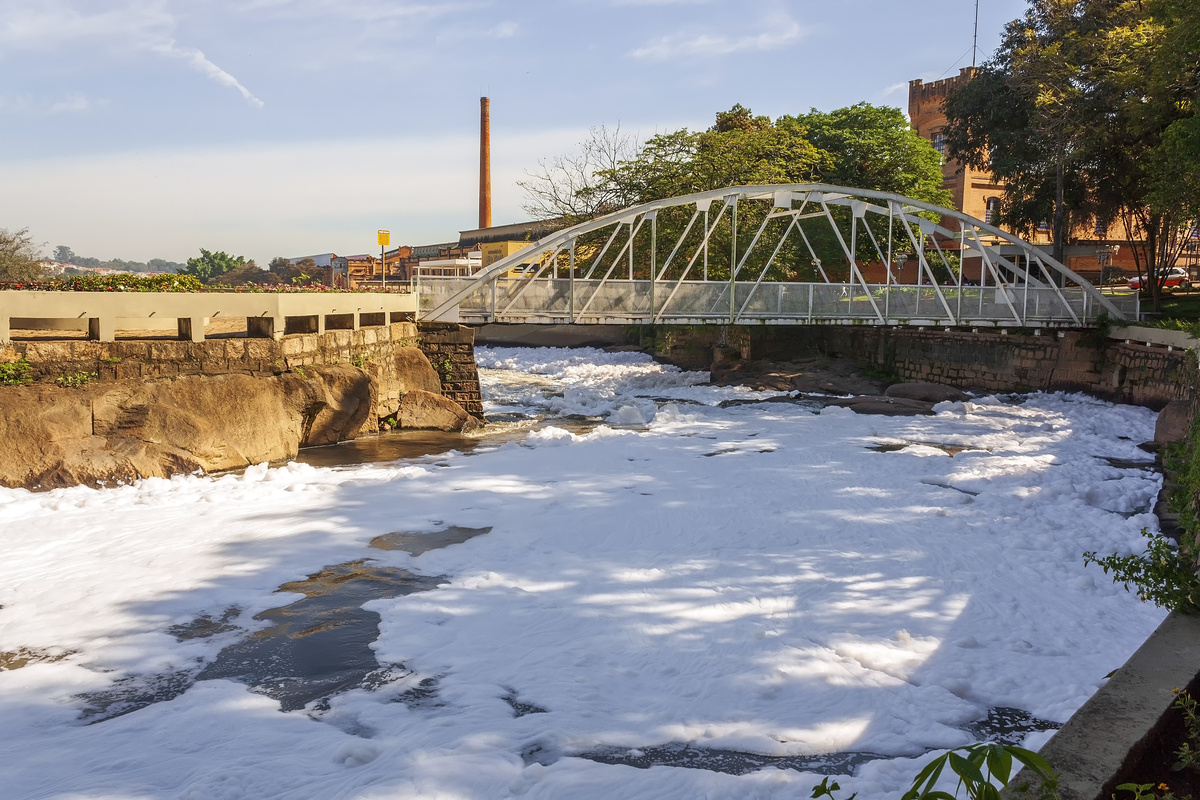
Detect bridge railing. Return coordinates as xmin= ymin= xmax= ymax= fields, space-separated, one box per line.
xmin=417 ymin=275 xmax=1138 ymax=326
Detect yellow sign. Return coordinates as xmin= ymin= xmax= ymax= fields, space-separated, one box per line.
xmin=377 ymin=229 xmax=390 ymax=246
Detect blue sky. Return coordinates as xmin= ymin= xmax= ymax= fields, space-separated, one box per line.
xmin=1 ymin=0 xmax=1026 ymax=264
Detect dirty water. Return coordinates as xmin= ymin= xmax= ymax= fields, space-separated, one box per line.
xmin=0 ymin=646 xmax=77 ymax=671
xmin=572 ymin=706 xmax=1059 ymax=776
xmin=77 ymin=526 xmax=490 ymax=722
xmin=370 ymin=526 xmax=492 ymax=556
xmin=195 ymin=560 xmax=442 ymax=713
xmin=869 ymin=440 xmax=982 ymax=457
xmin=295 ymin=430 xmax=489 ymax=469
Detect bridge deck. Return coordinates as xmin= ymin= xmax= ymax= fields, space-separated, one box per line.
xmin=419 ymin=277 xmax=1138 ymax=327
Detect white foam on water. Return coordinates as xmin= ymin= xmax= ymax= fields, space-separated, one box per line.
xmin=0 ymin=347 xmax=1166 ymax=798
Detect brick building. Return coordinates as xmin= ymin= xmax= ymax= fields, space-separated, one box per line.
xmin=907 ymin=68 xmax=1151 ymax=284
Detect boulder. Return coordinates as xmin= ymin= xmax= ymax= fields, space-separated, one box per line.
xmin=884 ymin=382 xmax=968 ymax=403
xmin=1155 ymin=400 xmax=1193 ymax=445
xmin=825 ymin=395 xmax=936 ymax=416
xmin=399 ymin=389 xmax=474 ymax=431
xmin=393 ymin=347 xmax=444 ymax=395
xmin=292 ymin=366 xmax=373 ymax=447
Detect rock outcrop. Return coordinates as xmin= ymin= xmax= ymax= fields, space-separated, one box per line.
xmin=0 ymin=357 xmax=478 ymax=490
xmin=884 ymin=382 xmax=968 ymax=404
xmin=398 ymin=390 xmax=480 ymax=433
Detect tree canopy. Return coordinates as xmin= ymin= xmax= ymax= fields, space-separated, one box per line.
xmin=0 ymin=228 xmax=45 ymax=283
xmin=181 ymin=249 xmax=251 ymax=283
xmin=51 ymin=244 xmax=184 ymax=274
xmin=520 ymin=104 xmax=951 ymax=284
xmin=943 ymin=0 xmax=1199 ymax=306
xmin=522 ymin=102 xmax=950 ymax=224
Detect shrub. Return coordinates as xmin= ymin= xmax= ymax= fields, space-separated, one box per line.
xmin=0 ymin=358 xmax=34 ymax=385
xmin=55 ymin=371 xmax=96 ymax=388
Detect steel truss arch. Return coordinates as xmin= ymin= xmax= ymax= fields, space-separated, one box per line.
xmin=418 ymin=184 xmax=1136 ymax=327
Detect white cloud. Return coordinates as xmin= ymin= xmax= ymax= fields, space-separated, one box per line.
xmin=239 ymin=0 xmax=466 ymax=23
xmin=150 ymin=41 xmax=264 ymax=109
xmin=0 ymin=1 xmax=173 ymax=51
xmin=0 ymin=1 xmax=263 ymax=108
xmin=630 ymin=13 xmax=804 ymax=62
xmin=0 ymin=92 xmax=102 ymax=115
xmin=436 ymin=20 xmax=518 ymax=44
xmin=49 ymin=93 xmax=98 ymax=113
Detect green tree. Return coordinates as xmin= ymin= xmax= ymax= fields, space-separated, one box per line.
xmin=182 ymin=248 xmax=247 ymax=283
xmin=52 ymin=245 xmax=75 ymax=263
xmin=0 ymin=228 xmax=46 ymax=282
xmin=779 ymin=103 xmax=950 ymax=204
xmin=523 ymin=103 xmax=951 ymax=283
xmin=1145 ymin=0 xmax=1200 ymax=223
xmin=525 ymin=103 xmax=946 ymax=218
xmin=944 ymin=0 xmax=1198 ymax=308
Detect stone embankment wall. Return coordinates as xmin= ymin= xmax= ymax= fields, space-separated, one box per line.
xmin=0 ymin=322 xmax=485 ymax=490
xmin=416 ymin=322 xmax=484 ymax=417
xmin=740 ymin=326 xmax=1194 ymax=409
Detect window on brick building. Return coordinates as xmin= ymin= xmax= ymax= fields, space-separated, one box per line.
xmin=985 ymin=197 xmax=999 ymax=225
xmin=932 ymin=131 xmax=946 ymax=160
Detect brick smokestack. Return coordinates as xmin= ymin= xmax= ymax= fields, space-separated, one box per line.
xmin=479 ymin=96 xmax=492 ymax=230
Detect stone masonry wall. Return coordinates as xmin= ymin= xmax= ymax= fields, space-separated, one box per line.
xmin=1 ymin=321 xmax=486 ymax=421
xmin=748 ymin=326 xmax=1195 ymax=409
xmin=417 ymin=322 xmax=484 ymax=417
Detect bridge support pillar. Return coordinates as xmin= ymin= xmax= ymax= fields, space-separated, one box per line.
xmin=0 ymin=313 xmax=9 ymax=344
xmin=247 ymin=316 xmax=282 ymax=340
xmin=177 ymin=316 xmax=205 ymax=343
xmin=87 ymin=317 xmax=115 ymax=342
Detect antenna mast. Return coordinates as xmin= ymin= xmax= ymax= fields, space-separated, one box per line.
xmin=972 ymin=0 xmax=980 ymax=68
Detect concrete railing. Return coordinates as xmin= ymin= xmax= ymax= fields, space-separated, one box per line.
xmin=0 ymin=290 xmax=418 ymax=342
xmin=1111 ymin=325 xmax=1197 ymax=352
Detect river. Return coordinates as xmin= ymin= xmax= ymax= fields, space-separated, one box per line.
xmin=0 ymin=345 xmax=1168 ymax=799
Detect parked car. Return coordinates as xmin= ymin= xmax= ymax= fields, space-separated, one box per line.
xmin=1128 ymin=267 xmax=1191 ymax=291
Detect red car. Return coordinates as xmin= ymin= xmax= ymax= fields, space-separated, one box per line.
xmin=1128 ymin=267 xmax=1191 ymax=291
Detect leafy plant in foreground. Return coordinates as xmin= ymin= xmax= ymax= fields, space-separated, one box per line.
xmin=1084 ymin=529 xmax=1200 ymax=614
xmin=902 ymin=743 xmax=1058 ymax=800
xmin=55 ymin=371 xmax=96 ymax=388
xmin=813 ymin=744 xmax=1058 ymax=800
xmin=0 ymin=358 xmax=34 ymax=385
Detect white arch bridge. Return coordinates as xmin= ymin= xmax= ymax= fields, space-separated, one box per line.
xmin=418 ymin=184 xmax=1137 ymax=327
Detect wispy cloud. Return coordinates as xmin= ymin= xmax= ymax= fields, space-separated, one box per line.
xmin=240 ymin=0 xmax=466 ymax=23
xmin=0 ymin=92 xmax=103 ymax=115
xmin=437 ymin=20 xmax=518 ymax=44
xmin=630 ymin=13 xmax=804 ymax=62
xmin=0 ymin=2 xmax=263 ymax=108
xmin=50 ymin=93 xmax=99 ymax=113
xmin=151 ymin=42 xmax=265 ymax=108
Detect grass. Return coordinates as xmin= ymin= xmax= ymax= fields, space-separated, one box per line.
xmin=1148 ymin=292 xmax=1200 ymax=334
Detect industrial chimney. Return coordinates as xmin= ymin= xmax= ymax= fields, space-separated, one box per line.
xmin=479 ymin=96 xmax=492 ymax=230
